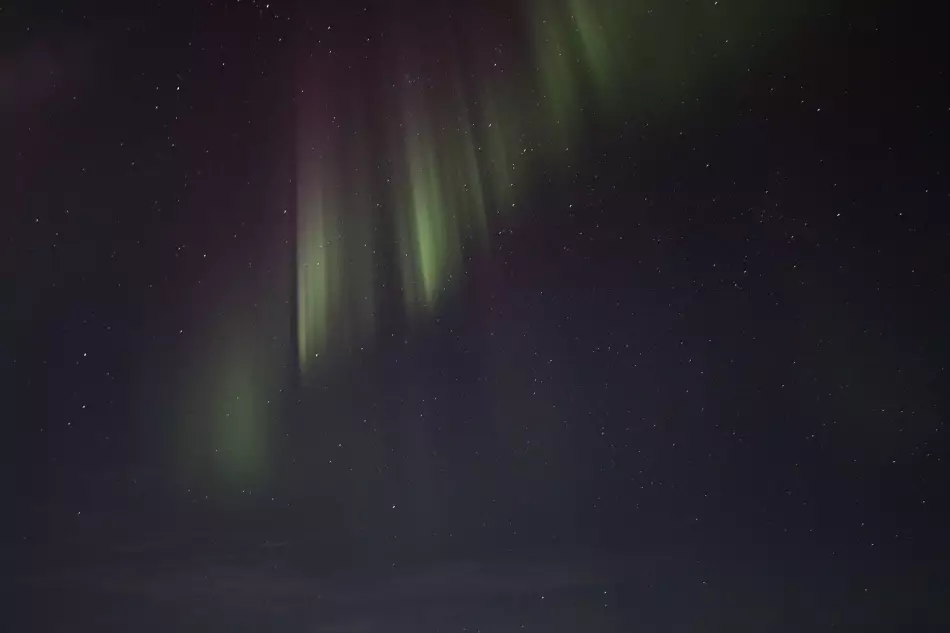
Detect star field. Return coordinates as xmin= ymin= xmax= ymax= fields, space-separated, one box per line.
xmin=8 ymin=0 xmax=949 ymax=631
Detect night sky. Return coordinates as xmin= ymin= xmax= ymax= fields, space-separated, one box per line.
xmin=8 ymin=0 xmax=949 ymax=631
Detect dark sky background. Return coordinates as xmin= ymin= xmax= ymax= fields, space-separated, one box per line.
xmin=7 ymin=0 xmax=949 ymax=631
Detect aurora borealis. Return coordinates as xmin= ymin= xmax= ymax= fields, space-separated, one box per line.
xmin=13 ymin=0 xmax=950 ymax=630
xmin=294 ymin=0 xmax=824 ymax=372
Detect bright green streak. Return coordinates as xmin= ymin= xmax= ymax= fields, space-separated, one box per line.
xmin=394 ymin=67 xmax=499 ymax=313
xmin=296 ymin=125 xmax=377 ymax=370
xmin=401 ymin=110 xmax=457 ymax=307
xmin=409 ymin=140 xmax=445 ymax=303
xmin=296 ymin=180 xmax=332 ymax=371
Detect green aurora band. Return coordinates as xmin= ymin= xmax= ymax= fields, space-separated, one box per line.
xmin=166 ymin=0 xmax=833 ymax=492
xmin=296 ymin=0 xmax=829 ymax=374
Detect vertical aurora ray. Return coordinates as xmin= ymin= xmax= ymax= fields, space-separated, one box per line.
xmin=398 ymin=103 xmax=460 ymax=310
xmin=477 ymin=88 xmax=522 ymax=216
xmin=408 ymin=136 xmax=446 ymax=305
xmin=391 ymin=47 xmax=495 ymax=315
xmin=527 ymin=0 xmax=583 ymax=142
xmin=296 ymin=170 xmax=377 ymax=369
xmin=296 ymin=86 xmax=378 ymax=373
xmin=567 ymin=0 xmax=623 ymax=102
xmin=446 ymin=70 xmax=490 ymax=248
xmin=296 ymin=176 xmax=335 ymax=372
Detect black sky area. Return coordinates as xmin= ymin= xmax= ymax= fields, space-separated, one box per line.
xmin=7 ymin=0 xmax=949 ymax=631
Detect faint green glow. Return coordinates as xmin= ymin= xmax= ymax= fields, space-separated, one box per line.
xmin=480 ymin=89 xmax=520 ymax=214
xmin=528 ymin=0 xmax=582 ymax=141
xmin=210 ymin=342 xmax=270 ymax=485
xmin=568 ymin=0 xmax=618 ymax=98
xmin=453 ymin=88 xmax=489 ymax=243
xmin=175 ymin=320 xmax=274 ymax=492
